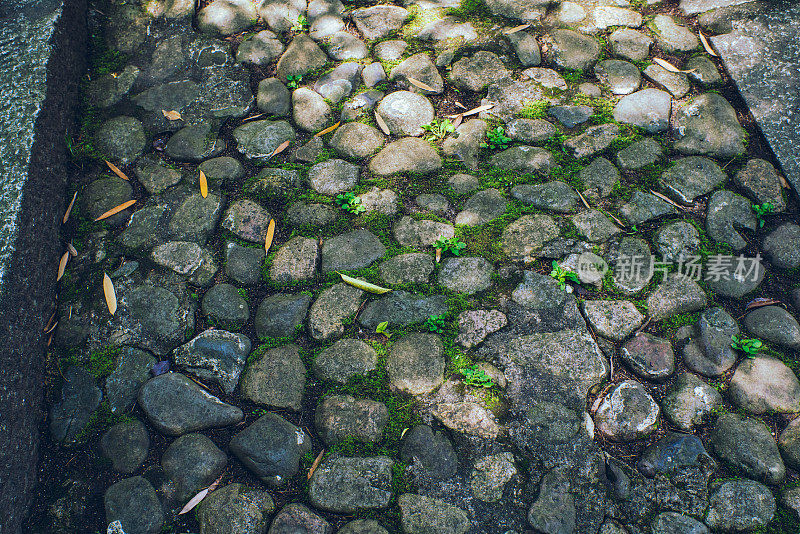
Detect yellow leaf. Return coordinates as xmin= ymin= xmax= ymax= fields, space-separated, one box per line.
xmin=63 ymin=191 xmax=77 ymax=224
xmin=199 ymin=170 xmax=208 ymax=198
xmin=162 ymin=109 xmax=182 ymax=120
xmin=94 ymin=199 xmax=136 ymax=221
xmin=337 ymin=272 xmax=392 ymax=294
xmin=504 ymin=23 xmax=530 ymax=34
xmin=57 ymin=251 xmax=69 ymax=282
xmin=105 ymin=160 xmax=129 ymax=181
xmin=407 ymin=77 xmax=436 ymax=92
xmin=375 ymin=111 xmax=390 ymax=135
xmin=699 ymin=31 xmax=718 ymax=57
xmin=269 ymin=140 xmax=291 ymax=158
xmin=103 ymin=273 xmax=117 ymax=315
xmin=435 ymin=248 xmax=442 ymax=263
xmin=314 ymin=121 xmax=341 ymax=137
xmin=264 ymin=219 xmax=275 ymax=254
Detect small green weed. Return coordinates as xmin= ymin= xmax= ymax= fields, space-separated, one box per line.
xmin=731 ymin=335 xmax=763 ymax=356
xmin=752 ymin=202 xmax=774 ymax=228
xmin=421 ymin=118 xmax=455 ymax=141
xmin=292 ymin=14 xmax=309 ymax=32
xmin=461 ymin=364 xmax=493 ymax=388
xmin=550 ymin=260 xmax=580 ymax=291
xmin=424 ymin=314 xmax=446 ymax=334
xmin=481 ymin=126 xmax=512 ymax=150
xmin=335 ymin=192 xmax=366 ymax=214
xmin=376 ymin=321 xmax=391 ymax=338
xmin=434 ymin=236 xmax=466 ymax=256
xmin=286 ymin=74 xmax=303 ymax=89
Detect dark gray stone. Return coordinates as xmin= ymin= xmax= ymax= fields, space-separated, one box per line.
xmin=616 ymin=138 xmax=663 ymax=171
xmin=308 ymin=283 xmax=363 ymax=341
xmin=309 ymin=456 xmax=394 ymax=513
xmin=270 ymin=236 xmax=319 ymax=283
xmin=100 ymin=420 xmax=149 ymax=474
xmin=744 ymin=306 xmax=800 ymax=350
xmin=637 ymin=433 xmax=713 ymax=477
xmin=95 ymin=116 xmax=147 ymax=164
xmin=438 ymin=257 xmax=494 ymax=295
xmin=594 ymin=60 xmax=641 ymax=95
xmin=388 ymin=333 xmax=444 ymax=395
xmin=389 ymin=53 xmax=444 ymax=95
xmin=172 ymin=329 xmax=251 ymax=394
xmin=104 ymin=477 xmax=164 ymax=534
xmin=229 ymin=413 xmax=312 ymax=486
xmin=134 ymin=155 xmax=182 ymax=195
xmin=620 ymin=333 xmax=675 ymax=381
xmin=646 ymin=273 xmax=708 ymax=321
xmin=137 ymin=372 xmax=243 ymax=436
xmin=542 ymin=29 xmax=600 ymax=70
xmin=161 ymin=433 xmax=227 ymax=502
xmin=512 ymin=181 xmax=579 ymax=213
xmin=580 ymin=157 xmax=620 ymax=197
xmin=233 ymin=120 xmax=296 ymax=163
xmin=224 ymin=242 xmax=264 ymax=285
xmin=255 ymin=292 xmax=311 ymax=339
xmin=379 ymin=253 xmax=434 ymax=285
xmin=705 ymin=478 xmax=775 ymax=531
xmin=359 ymin=291 xmax=448 ymax=329
xmin=661 ymin=157 xmax=727 ymax=203
xmin=321 ymin=229 xmax=386 ymax=272
xmin=674 ymin=94 xmax=747 ymax=158
xmin=734 ymin=158 xmax=786 ymax=211
xmin=711 ymin=412 xmax=785 ymax=484
xmin=399 ymin=494 xmax=469 ymax=534
xmin=256 ymin=78 xmax=291 ymax=116
xmin=594 ymin=380 xmax=660 ymax=441
xmin=196 ymin=483 xmax=275 ymax=534
xmin=165 ymin=122 xmax=225 ymax=162
xmin=202 ymin=283 xmax=249 ymax=329
xmin=286 ymin=202 xmax=338 ymax=227
xmin=680 ymin=307 xmax=740 ymax=377
xmin=105 ymin=347 xmax=156 ymax=414
xmin=455 ymin=188 xmax=507 ymax=226
xmin=449 ymin=51 xmax=511 ymax=92
xmin=651 ymin=512 xmax=709 ymax=534
xmin=401 ymin=425 xmax=457 ymax=481
xmin=662 ymin=373 xmax=723 ymax=431
xmin=620 ymin=191 xmax=677 ymax=226
xmin=312 ymin=338 xmax=377 ymax=384
xmin=49 ymin=366 xmax=102 ymax=442
xmin=240 ymin=344 xmax=306 ymax=410
xmin=763 ymin=223 xmax=800 ymax=269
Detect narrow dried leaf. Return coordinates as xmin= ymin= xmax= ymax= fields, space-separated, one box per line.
xmin=779 ymin=174 xmax=790 ymax=189
xmin=649 ymin=189 xmax=686 ymax=209
xmin=162 ymin=109 xmax=182 ymax=120
xmin=699 ymin=31 xmax=718 ymax=57
xmin=652 ymin=57 xmax=682 ymax=73
xmin=576 ymin=189 xmax=590 ymax=210
xmin=746 ymin=297 xmax=782 ymax=310
xmin=57 ymin=251 xmax=69 ymax=282
xmin=337 ymin=272 xmax=392 ymax=294
xmin=103 ymin=273 xmax=117 ymax=315
xmin=44 ymin=310 xmax=56 ymax=333
xmin=504 ymin=23 xmax=531 ymax=34
xmin=243 ymin=113 xmax=264 ymax=122
xmin=452 ymin=113 xmax=463 ymax=130
xmin=454 ymin=101 xmax=467 ymax=110
xmin=407 ymin=77 xmax=435 ymax=92
xmin=269 ymin=140 xmax=291 ymax=159
xmin=435 ymin=248 xmax=442 ymax=263
xmin=105 ymin=160 xmax=129 ymax=181
xmin=264 ymin=219 xmax=275 ymax=254
xmin=375 ymin=111 xmax=390 ymax=135
xmin=67 ymin=242 xmax=78 ymax=257
xmin=45 ymin=320 xmax=58 ymax=335
xmin=95 ymin=199 xmax=136 ymax=221
xmin=448 ymin=104 xmax=494 ymax=118
xmin=307 ymin=450 xmax=325 ymax=479
xmin=179 ymin=488 xmax=210 ymax=515
xmin=607 ymin=211 xmax=626 ymax=227
xmin=199 ymin=170 xmax=208 ymax=199
xmin=63 ymin=192 xmax=77 ymax=224
xmin=314 ymin=121 xmax=341 ymax=137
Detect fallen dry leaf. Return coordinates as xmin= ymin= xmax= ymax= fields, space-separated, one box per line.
xmin=105 ymin=160 xmax=129 ymax=181
xmin=454 ymin=101 xmax=466 ymax=110
xmin=179 ymin=473 xmax=224 ymax=515
xmin=649 ymin=189 xmax=686 ymax=209
xmin=57 ymin=251 xmax=69 ymax=282
xmin=95 ymin=199 xmax=136 ymax=222
xmin=375 ymin=111 xmax=390 ymax=135
xmin=435 ymin=248 xmax=442 ymax=263
xmin=269 ymin=140 xmax=291 ymax=159
xmin=307 ymin=450 xmax=325 ymax=479
xmin=314 ymin=121 xmax=341 ymax=137
xmin=63 ymin=191 xmax=77 ymax=224
xmin=504 ymin=23 xmax=531 ymax=34
xmin=652 ymin=57 xmax=696 ymax=74
xmin=576 ymin=189 xmax=590 ymax=210
xmin=338 ymin=272 xmax=392 ymax=294
xmin=407 ymin=77 xmax=436 ymax=92
xmin=746 ymin=297 xmax=782 ymax=310
xmin=779 ymin=174 xmax=790 ymax=189
xmin=264 ymin=219 xmax=275 ymax=254
xmin=448 ymin=104 xmax=494 ymax=118
xmin=162 ymin=109 xmax=182 ymax=120
xmin=452 ymin=114 xmax=463 ymax=129
xmin=199 ymin=170 xmax=208 ymax=199
xmin=607 ymin=211 xmax=626 ymax=228
xmin=243 ymin=113 xmax=264 ymax=122
xmin=699 ymin=31 xmax=718 ymax=57
xmin=67 ymin=242 xmax=78 ymax=257
xmin=103 ymin=273 xmax=117 ymax=315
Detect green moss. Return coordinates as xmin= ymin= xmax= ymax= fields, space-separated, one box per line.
xmin=660 ymin=311 xmax=700 ymax=330
xmin=561 ymin=68 xmax=584 ymax=84
xmin=71 ymin=401 xmax=133 ymax=444
xmin=519 ymin=99 xmax=550 ymax=120
xmin=447 ymin=0 xmax=489 ymax=17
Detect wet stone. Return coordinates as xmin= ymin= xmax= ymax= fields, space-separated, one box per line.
xmin=240 ymin=344 xmax=305 ymax=410
xmin=527 ymin=469 xmax=576 ymax=534
xmin=729 ymin=355 xmax=800 ymax=414
xmin=388 ymin=333 xmax=444 ymax=395
xmin=165 ymin=122 xmax=225 ymax=162
xmin=401 ymin=425 xmax=458 ymax=481
xmin=359 ymin=291 xmax=448 ymax=330
xmin=637 ymin=432 xmax=713 ymax=477
xmin=269 ymin=503 xmax=331 ymax=534
xmin=438 ymin=257 xmax=494 ymax=295
xmin=224 ymin=242 xmax=264 ymax=286
xmin=254 ymin=292 xmax=311 ymax=339
xmin=662 ymin=373 xmax=723 ymax=431
xmin=105 ymin=347 xmax=156 ymax=414
xmin=308 ymin=456 xmax=394 ymax=513
xmin=711 ymin=412 xmax=785 ymax=484
xmin=104 ymin=477 xmax=164 ymax=534
xmin=162 ymin=433 xmax=227 ymax=503
xmin=594 ymin=380 xmax=660 ymax=441
xmin=312 ymin=339 xmax=378 ymax=384
xmin=173 ymin=329 xmax=250 ymax=394
xmin=595 ymin=60 xmax=641 ymax=95
xmin=83 ymin=176 xmax=133 ymax=228
xmin=137 ymin=372 xmax=243 ymax=435
xmin=230 ymin=413 xmax=312 ymax=486
xmin=455 ymin=188 xmax=507 ymax=226
xmin=743 ymin=306 xmax=800 ymax=350
xmin=580 ymin=157 xmax=621 ymax=198
xmin=582 ymin=300 xmax=644 ymax=341
xmin=616 ymin=137 xmax=663 ymax=171
xmin=49 ymin=366 xmax=102 ymax=443
xmin=763 ymin=223 xmax=800 ymax=269
xmin=100 ymin=420 xmax=149 ymax=474
xmin=198 ymin=156 xmax=244 ymax=186
xmin=621 ymin=333 xmax=675 ymax=381
xmin=705 ymin=479 xmax=775 ymax=532
xmin=195 ymin=483 xmax=275 ymax=534
xmin=308 ymin=283 xmax=363 ymax=341
xmin=512 ymin=181 xmax=579 ymax=213
xmin=202 ymin=283 xmax=249 ymax=329
xmin=270 ymin=236 xmax=319 ymax=283
xmin=456 ymin=310 xmax=508 ymax=348
xmin=151 ymin=241 xmax=217 ymax=286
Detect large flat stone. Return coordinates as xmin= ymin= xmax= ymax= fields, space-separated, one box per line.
xmin=712 ymin=4 xmax=800 ymax=194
